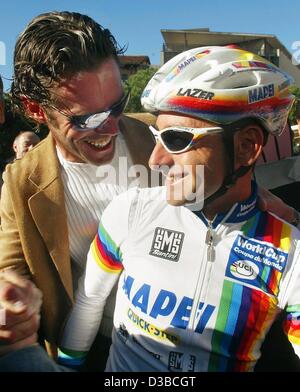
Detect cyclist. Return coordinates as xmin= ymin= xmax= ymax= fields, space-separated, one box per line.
xmin=58 ymin=46 xmax=300 ymax=372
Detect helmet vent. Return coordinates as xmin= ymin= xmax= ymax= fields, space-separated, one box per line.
xmin=212 ymin=72 xmax=258 ymax=89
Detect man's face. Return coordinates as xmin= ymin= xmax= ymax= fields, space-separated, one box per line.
xmin=149 ymin=113 xmax=228 ymax=206
xmin=14 ymin=132 xmax=40 ymax=159
xmin=44 ymin=58 xmax=123 ymax=165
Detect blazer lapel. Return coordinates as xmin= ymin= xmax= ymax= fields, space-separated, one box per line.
xmin=120 ymin=115 xmax=155 ymax=168
xmin=28 ymin=135 xmax=73 ymax=300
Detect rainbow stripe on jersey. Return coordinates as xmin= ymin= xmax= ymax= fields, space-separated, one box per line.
xmin=284 ymin=304 xmax=300 ymax=346
xmin=91 ymin=222 xmax=123 ymax=273
xmin=211 ymin=211 xmax=293 ymax=370
xmin=242 ymin=211 xmax=291 ymax=295
xmin=242 ymin=211 xmax=291 ymax=250
xmin=209 ymin=280 xmax=277 ymax=371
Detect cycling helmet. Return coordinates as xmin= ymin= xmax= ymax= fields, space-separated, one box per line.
xmin=142 ymin=46 xmax=295 ymax=207
xmin=142 ymin=46 xmax=294 ymax=136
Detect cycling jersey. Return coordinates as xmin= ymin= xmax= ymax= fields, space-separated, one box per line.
xmin=59 ymin=183 xmax=300 ymax=372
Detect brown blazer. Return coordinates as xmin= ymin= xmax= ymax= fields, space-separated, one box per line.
xmin=0 ymin=115 xmax=154 ymax=350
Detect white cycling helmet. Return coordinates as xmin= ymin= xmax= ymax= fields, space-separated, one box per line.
xmin=142 ymin=46 xmax=295 ymax=136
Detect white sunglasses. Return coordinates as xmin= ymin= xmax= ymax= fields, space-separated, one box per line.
xmin=149 ymin=125 xmax=224 ymax=153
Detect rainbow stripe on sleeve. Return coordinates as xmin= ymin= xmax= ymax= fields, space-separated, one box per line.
xmin=91 ymin=222 xmax=123 ymax=273
xmin=284 ymin=305 xmax=300 ymax=346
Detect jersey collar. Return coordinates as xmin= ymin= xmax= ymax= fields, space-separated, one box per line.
xmin=192 ymin=181 xmax=259 ymax=228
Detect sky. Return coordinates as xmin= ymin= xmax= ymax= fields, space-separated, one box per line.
xmin=0 ymin=0 xmax=299 ymax=91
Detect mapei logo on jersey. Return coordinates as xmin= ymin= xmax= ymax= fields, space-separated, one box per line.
xmin=177 ymin=88 xmax=215 ymax=100
xmin=149 ymin=227 xmax=184 ymax=261
xmin=122 ymin=274 xmax=216 ymax=335
xmin=248 ymin=83 xmax=275 ymax=104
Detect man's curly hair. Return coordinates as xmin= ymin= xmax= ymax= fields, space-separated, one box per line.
xmin=11 ymin=11 xmax=125 ymax=116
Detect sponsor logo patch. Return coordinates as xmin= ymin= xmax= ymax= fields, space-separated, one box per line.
xmin=248 ymin=83 xmax=275 ymax=103
xmin=168 ymin=352 xmax=196 ymax=372
xmin=230 ymin=260 xmax=259 ymax=280
xmin=166 ymin=50 xmax=211 ymax=82
xmin=149 ymin=227 xmax=184 ymax=261
xmin=225 ymin=235 xmax=288 ymax=295
xmin=122 ymin=274 xmax=215 ymax=333
xmin=127 ymin=307 xmax=179 ymax=344
xmin=177 ymin=87 xmax=215 ymax=100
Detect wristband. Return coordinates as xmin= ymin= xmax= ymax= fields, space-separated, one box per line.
xmin=57 ymin=347 xmax=86 ymax=369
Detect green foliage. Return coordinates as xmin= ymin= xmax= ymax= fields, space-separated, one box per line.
xmin=289 ymin=86 xmax=300 ymax=124
xmin=0 ymin=94 xmax=48 ymax=170
xmin=125 ymin=67 xmax=157 ymax=113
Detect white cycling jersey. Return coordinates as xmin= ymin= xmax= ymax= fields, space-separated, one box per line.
xmin=59 ymin=184 xmax=300 ymax=372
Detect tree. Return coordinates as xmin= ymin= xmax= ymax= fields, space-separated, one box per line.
xmin=289 ymin=86 xmax=300 ymax=124
xmin=125 ymin=67 xmax=157 ymax=113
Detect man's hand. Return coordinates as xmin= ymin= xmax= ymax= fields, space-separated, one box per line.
xmin=257 ymin=186 xmax=299 ymax=224
xmin=0 ymin=270 xmax=42 ymax=356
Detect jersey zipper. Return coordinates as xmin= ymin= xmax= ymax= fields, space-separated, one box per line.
xmin=205 ymin=221 xmax=215 ymax=263
xmin=188 ymin=220 xmax=216 ymax=336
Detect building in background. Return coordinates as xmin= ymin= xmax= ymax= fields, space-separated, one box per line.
xmin=160 ymin=28 xmax=300 ymax=87
xmin=118 ymin=55 xmax=151 ymax=81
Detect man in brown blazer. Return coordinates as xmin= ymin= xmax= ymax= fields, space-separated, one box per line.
xmin=0 ymin=11 xmax=154 ymax=369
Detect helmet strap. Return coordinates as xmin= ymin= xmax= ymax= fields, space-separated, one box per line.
xmin=203 ymin=127 xmax=252 ymax=207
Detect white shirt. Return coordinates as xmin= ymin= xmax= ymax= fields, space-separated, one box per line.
xmin=57 ymin=133 xmax=134 ymax=336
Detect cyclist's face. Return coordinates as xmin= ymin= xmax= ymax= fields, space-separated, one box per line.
xmin=149 ymin=113 xmax=228 ymax=206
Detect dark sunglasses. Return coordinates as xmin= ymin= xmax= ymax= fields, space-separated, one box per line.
xmin=149 ymin=125 xmax=224 ymax=153
xmin=64 ymin=90 xmax=130 ymax=131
